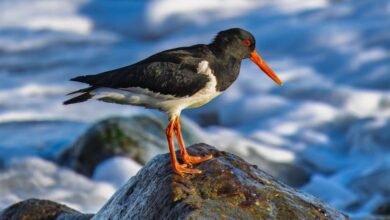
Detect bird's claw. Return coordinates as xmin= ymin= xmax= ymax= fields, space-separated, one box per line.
xmin=172 ymin=163 xmax=202 ymax=175
xmin=183 ymin=154 xmax=213 ymax=165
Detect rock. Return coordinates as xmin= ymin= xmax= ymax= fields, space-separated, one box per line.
xmin=58 ymin=114 xmax=204 ymax=176
xmin=0 ymin=199 xmax=93 ymax=220
xmin=94 ymin=144 xmax=348 ymax=220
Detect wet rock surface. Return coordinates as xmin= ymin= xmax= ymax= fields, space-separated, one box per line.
xmin=0 ymin=199 xmax=93 ymax=220
xmin=94 ymin=144 xmax=348 ymax=220
xmin=58 ymin=114 xmax=204 ymax=176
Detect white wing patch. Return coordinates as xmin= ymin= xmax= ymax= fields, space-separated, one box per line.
xmin=91 ymin=60 xmax=220 ymax=117
xmin=197 ymin=60 xmax=210 ymax=73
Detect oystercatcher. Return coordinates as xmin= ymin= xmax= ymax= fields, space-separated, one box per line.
xmin=64 ymin=28 xmax=282 ymax=174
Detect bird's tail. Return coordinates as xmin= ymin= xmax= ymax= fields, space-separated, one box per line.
xmin=63 ymin=93 xmax=92 ymax=105
xmin=63 ymin=87 xmax=94 ymax=105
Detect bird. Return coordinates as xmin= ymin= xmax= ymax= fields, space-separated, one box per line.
xmin=64 ymin=28 xmax=282 ymax=175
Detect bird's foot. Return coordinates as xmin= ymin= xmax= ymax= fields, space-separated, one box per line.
xmin=172 ymin=163 xmax=202 ymax=175
xmin=183 ymin=154 xmax=213 ymax=165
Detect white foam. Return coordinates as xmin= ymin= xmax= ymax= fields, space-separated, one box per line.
xmin=208 ymin=127 xmax=295 ymax=163
xmin=147 ymin=0 xmax=328 ymax=29
xmin=350 ymin=48 xmax=388 ymax=70
xmin=250 ymin=131 xmax=289 ymax=146
xmin=0 ymin=157 xmax=115 ymax=213
xmin=93 ymin=157 xmax=142 ymax=188
xmin=147 ymin=0 xmax=261 ymax=28
xmin=0 ymin=0 xmax=91 ymax=34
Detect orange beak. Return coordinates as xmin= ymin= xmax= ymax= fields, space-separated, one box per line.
xmin=250 ymin=50 xmax=283 ymax=86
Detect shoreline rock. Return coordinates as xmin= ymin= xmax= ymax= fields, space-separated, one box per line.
xmin=0 ymin=199 xmax=93 ymax=220
xmin=94 ymin=144 xmax=348 ymax=220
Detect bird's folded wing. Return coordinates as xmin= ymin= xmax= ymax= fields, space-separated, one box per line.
xmin=71 ymin=51 xmax=210 ymax=97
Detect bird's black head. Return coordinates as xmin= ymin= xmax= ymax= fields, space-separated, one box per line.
xmin=211 ymin=28 xmax=256 ymax=60
xmin=211 ymin=28 xmax=283 ymax=86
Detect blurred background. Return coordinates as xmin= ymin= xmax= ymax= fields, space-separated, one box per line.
xmin=0 ymin=0 xmax=389 ymax=218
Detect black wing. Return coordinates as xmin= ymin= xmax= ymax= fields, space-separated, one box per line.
xmin=71 ymin=45 xmax=213 ymax=97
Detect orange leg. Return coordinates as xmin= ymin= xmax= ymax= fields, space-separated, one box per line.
xmin=174 ymin=116 xmax=213 ymax=166
xmin=166 ymin=116 xmax=202 ymax=174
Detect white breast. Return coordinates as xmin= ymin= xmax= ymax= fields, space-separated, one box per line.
xmin=159 ymin=60 xmax=220 ymax=116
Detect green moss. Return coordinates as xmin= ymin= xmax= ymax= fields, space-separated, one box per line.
xmin=99 ymin=122 xmax=137 ymax=147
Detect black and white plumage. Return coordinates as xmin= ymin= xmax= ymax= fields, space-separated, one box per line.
xmin=64 ymin=48 xmax=239 ymax=117
xmin=64 ymin=28 xmax=282 ymax=174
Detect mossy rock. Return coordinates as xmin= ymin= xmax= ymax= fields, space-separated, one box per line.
xmin=94 ymin=144 xmax=349 ymax=220
xmin=58 ymin=114 xmax=205 ymax=176
xmin=0 ymin=199 xmax=92 ymax=220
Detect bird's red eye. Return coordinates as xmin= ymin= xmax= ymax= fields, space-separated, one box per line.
xmin=243 ymin=39 xmax=251 ymax=47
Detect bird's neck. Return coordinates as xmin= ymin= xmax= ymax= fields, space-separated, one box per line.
xmin=208 ymin=44 xmax=242 ymax=92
